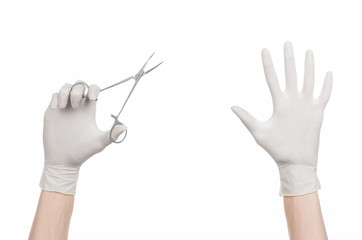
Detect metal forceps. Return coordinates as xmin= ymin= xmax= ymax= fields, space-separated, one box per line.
xmin=72 ymin=53 xmax=162 ymax=143
xmin=101 ymin=53 xmax=162 ymax=143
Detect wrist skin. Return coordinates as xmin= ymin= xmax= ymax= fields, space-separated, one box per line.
xmin=29 ymin=190 xmax=75 ymax=240
xmin=284 ymin=191 xmax=327 ymax=240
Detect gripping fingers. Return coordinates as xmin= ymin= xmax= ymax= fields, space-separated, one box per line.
xmin=70 ymin=80 xmax=86 ymax=109
xmin=49 ymin=93 xmax=58 ymax=110
xmin=99 ymin=124 xmax=127 ymax=149
xmin=58 ymin=83 xmax=72 ymax=108
xmin=88 ymin=84 xmax=101 ymax=101
xmin=110 ymin=124 xmax=128 ymax=143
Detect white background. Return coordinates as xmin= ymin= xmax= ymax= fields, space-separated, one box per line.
xmin=0 ymin=0 xmax=361 ymax=239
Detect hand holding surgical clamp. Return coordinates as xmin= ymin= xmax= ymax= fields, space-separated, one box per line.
xmin=71 ymin=53 xmax=163 ymax=144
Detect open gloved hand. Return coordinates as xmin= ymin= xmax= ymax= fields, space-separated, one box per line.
xmin=40 ymin=81 xmax=127 ymax=194
xmin=232 ymin=42 xmax=333 ymax=196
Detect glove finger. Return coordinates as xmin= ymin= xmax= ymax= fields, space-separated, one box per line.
xmin=262 ymin=48 xmax=281 ymax=100
xmin=58 ymin=83 xmax=72 ymax=109
xmin=49 ymin=93 xmax=58 ymax=110
xmin=70 ymin=80 xmax=86 ymax=109
xmin=88 ymin=84 xmax=101 ymax=101
xmin=231 ymin=106 xmax=260 ymax=133
xmin=317 ymin=72 xmax=333 ymax=108
xmin=103 ymin=124 xmax=128 ymax=147
xmin=303 ymin=50 xmax=315 ymax=97
xmin=90 ymin=125 xmax=127 ymax=153
xmin=284 ymin=41 xmax=298 ymax=93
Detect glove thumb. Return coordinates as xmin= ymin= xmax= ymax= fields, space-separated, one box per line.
xmin=231 ymin=106 xmax=260 ymax=133
xmin=100 ymin=124 xmax=128 ymax=148
xmin=111 ymin=124 xmax=128 ymax=141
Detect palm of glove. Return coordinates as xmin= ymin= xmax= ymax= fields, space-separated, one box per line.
xmin=43 ymin=99 xmax=105 ymax=167
xmin=254 ymin=94 xmax=323 ymax=168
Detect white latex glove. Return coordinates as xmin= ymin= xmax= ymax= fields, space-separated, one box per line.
xmin=232 ymin=42 xmax=333 ymax=196
xmin=39 ymin=81 xmax=127 ymax=194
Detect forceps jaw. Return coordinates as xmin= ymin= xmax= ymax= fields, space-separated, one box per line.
xmin=135 ymin=52 xmax=163 ymax=80
xmin=101 ymin=53 xmax=163 ymax=91
xmin=144 ymin=61 xmax=163 ymax=75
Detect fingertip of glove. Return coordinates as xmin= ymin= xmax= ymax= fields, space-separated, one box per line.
xmin=88 ymin=84 xmax=101 ymax=101
xmin=105 ymin=125 xmax=128 ymax=145
xmin=261 ymin=48 xmax=269 ymax=56
xmin=112 ymin=125 xmax=127 ymax=138
xmin=231 ymin=106 xmax=239 ymax=113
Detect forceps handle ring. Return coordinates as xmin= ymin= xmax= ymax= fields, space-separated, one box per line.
xmin=70 ymin=82 xmax=89 ymax=98
xmin=109 ymin=114 xmax=128 ymax=143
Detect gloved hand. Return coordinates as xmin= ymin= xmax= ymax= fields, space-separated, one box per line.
xmin=232 ymin=42 xmax=333 ymax=196
xmin=40 ymin=81 xmax=127 ymax=194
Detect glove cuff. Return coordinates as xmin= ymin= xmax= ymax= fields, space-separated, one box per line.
xmin=39 ymin=164 xmax=80 ymax=195
xmin=278 ymin=164 xmax=320 ymax=196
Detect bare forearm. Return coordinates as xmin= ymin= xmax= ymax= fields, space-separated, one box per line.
xmin=283 ymin=191 xmax=327 ymax=240
xmin=29 ymin=190 xmax=75 ymax=240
